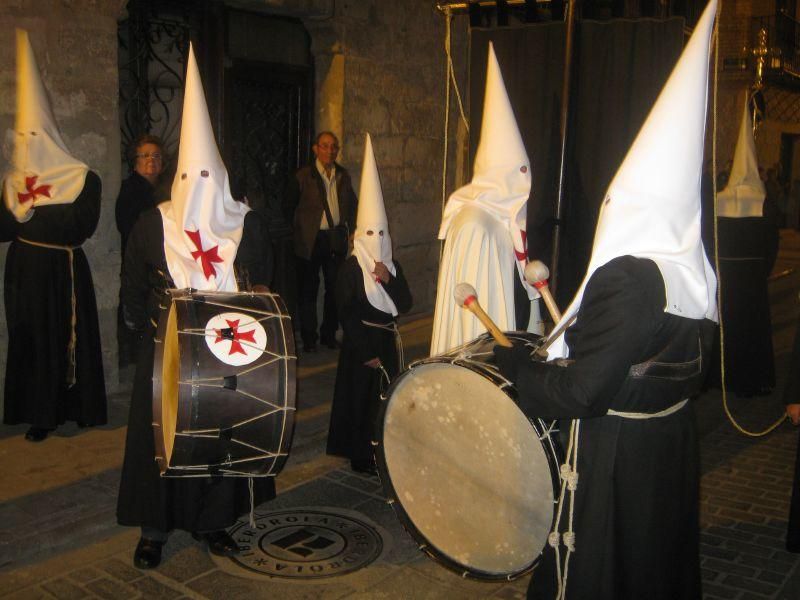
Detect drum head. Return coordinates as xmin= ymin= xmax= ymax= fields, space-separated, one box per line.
xmin=378 ymin=362 xmax=558 ymax=580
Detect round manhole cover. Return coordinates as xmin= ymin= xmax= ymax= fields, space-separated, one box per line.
xmin=213 ymin=508 xmax=386 ymax=580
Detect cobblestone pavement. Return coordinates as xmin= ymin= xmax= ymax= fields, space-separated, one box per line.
xmin=2 ymin=233 xmax=800 ymax=599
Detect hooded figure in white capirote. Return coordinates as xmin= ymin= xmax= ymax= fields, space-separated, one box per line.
xmin=430 ymin=42 xmax=540 ymax=356
xmin=711 ymin=94 xmax=777 ymax=395
xmin=159 ymin=42 xmax=249 ymax=292
xmin=492 ymin=3 xmax=718 ymax=599
xmin=0 ymin=29 xmax=106 ymax=441
xmin=327 ymin=133 xmax=412 ymax=473
xmin=546 ymin=0 xmax=718 ymax=359
xmin=116 ymin=42 xmax=277 ymax=565
xmin=716 ymin=97 xmax=766 ymax=218
xmin=3 ymin=29 xmax=89 ymax=223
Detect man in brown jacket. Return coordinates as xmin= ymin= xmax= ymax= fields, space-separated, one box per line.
xmin=286 ymin=131 xmax=357 ymax=352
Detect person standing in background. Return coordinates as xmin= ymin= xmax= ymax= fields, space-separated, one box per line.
xmin=115 ymin=134 xmax=165 ymax=368
xmin=285 ymin=131 xmax=357 ymax=353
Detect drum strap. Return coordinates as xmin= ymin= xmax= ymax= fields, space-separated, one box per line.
xmin=606 ymin=398 xmax=688 ymax=419
xmin=548 ymin=418 xmax=580 ymax=600
xmin=361 ymin=320 xmax=404 ymax=372
xmin=17 ymin=237 xmax=80 ymax=387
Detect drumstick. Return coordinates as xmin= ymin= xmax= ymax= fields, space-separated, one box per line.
xmin=524 ymin=260 xmax=562 ymax=323
xmin=454 ymin=283 xmax=513 ymax=347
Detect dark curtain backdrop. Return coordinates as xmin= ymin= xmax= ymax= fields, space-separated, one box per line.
xmin=470 ymin=18 xmax=685 ymax=306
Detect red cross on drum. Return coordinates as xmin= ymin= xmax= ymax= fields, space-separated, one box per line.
xmin=205 ymin=312 xmax=267 ymax=366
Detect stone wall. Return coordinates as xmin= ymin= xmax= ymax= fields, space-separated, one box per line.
xmin=302 ymin=0 xmax=469 ymax=317
xmin=0 ymin=0 xmax=468 ymax=413
xmin=0 ymin=0 xmax=125 ymax=413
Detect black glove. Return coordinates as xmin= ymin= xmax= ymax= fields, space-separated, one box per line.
xmin=493 ymin=340 xmax=529 ymax=382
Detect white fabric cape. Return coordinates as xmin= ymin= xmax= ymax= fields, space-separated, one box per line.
xmin=430 ymin=204 xmax=518 ymax=354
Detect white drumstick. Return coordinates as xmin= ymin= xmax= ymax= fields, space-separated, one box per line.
xmin=454 ymin=283 xmax=512 ymax=348
xmin=524 ymin=260 xmax=562 ymax=323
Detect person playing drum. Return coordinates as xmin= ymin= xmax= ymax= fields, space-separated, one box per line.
xmin=494 ymin=3 xmax=718 ymax=599
xmin=117 ymin=44 xmax=276 ymax=570
xmin=430 ymin=42 xmax=542 ymax=357
xmin=326 ymin=134 xmax=412 ymax=475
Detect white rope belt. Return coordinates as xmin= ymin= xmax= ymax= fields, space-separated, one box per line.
xmin=361 ymin=319 xmax=404 ymax=371
xmin=17 ymin=236 xmax=81 ymax=387
xmin=606 ymin=398 xmax=688 ymax=419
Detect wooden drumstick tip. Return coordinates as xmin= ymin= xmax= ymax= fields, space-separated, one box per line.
xmin=524 ymin=260 xmax=562 ymax=323
xmin=453 ymin=283 xmax=513 ymax=347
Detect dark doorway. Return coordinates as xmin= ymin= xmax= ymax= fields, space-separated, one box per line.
xmin=224 ymin=58 xmax=312 ymax=317
xmin=118 ymin=1 xmax=313 ymax=315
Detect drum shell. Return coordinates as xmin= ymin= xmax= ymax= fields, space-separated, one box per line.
xmin=376 ymin=332 xmax=562 ymax=580
xmin=153 ymin=290 xmax=296 ymax=477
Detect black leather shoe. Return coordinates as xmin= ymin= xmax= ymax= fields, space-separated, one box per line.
xmin=303 ymin=342 xmax=318 ymax=353
xmin=133 ymin=537 xmax=164 ymax=569
xmin=193 ymin=530 xmax=240 ymax=557
xmin=24 ymin=427 xmax=50 ymax=442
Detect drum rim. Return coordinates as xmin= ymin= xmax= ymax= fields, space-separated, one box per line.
xmin=153 ymin=289 xmax=298 ymax=478
xmin=374 ymin=354 xmax=563 ymax=581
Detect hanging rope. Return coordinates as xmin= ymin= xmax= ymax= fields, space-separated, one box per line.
xmin=711 ymin=0 xmax=787 ymax=437
xmin=441 ymin=7 xmax=470 ymax=260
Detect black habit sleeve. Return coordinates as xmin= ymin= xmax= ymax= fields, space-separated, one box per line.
xmin=337 ymin=259 xmax=377 ymax=363
xmin=236 ymin=210 xmax=274 ymax=289
xmin=507 ymin=257 xmax=665 ymax=420
xmin=121 ymin=209 xmax=158 ymax=331
xmin=383 ymin=262 xmax=413 ymax=315
xmin=0 ymin=187 xmax=20 ymax=242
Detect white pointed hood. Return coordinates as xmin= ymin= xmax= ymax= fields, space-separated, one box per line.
xmin=353 ymin=134 xmax=398 ymax=315
xmin=3 ymin=29 xmax=88 ymax=223
xmin=716 ymin=96 xmax=766 ymax=217
xmin=160 ymin=43 xmax=249 ymax=291
xmin=548 ymin=0 xmax=719 ymax=359
xmin=438 ymin=42 xmax=536 ymax=298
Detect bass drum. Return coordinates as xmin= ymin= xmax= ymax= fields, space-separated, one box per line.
xmin=153 ymin=289 xmax=296 ymax=477
xmin=376 ymin=332 xmax=561 ymax=580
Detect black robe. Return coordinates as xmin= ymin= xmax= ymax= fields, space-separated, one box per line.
xmin=115 ymin=171 xmax=160 ymax=368
xmin=1 ymin=171 xmax=107 ymax=428
xmin=782 ymin=312 xmax=800 ymax=553
xmin=708 ymin=215 xmax=778 ymax=395
xmin=115 ymin=171 xmax=160 ymax=262
xmin=496 ymin=257 xmax=707 ymax=600
xmin=327 ymin=257 xmax=412 ymax=463
xmin=116 ymin=207 xmax=276 ymax=533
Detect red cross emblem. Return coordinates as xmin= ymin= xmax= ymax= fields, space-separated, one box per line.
xmin=17 ymin=175 xmax=51 ymax=204
xmin=185 ymin=229 xmax=223 ymax=280
xmin=214 ymin=319 xmax=257 ymax=356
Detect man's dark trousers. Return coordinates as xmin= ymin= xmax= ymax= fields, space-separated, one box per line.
xmin=297 ymin=229 xmax=342 ymax=347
